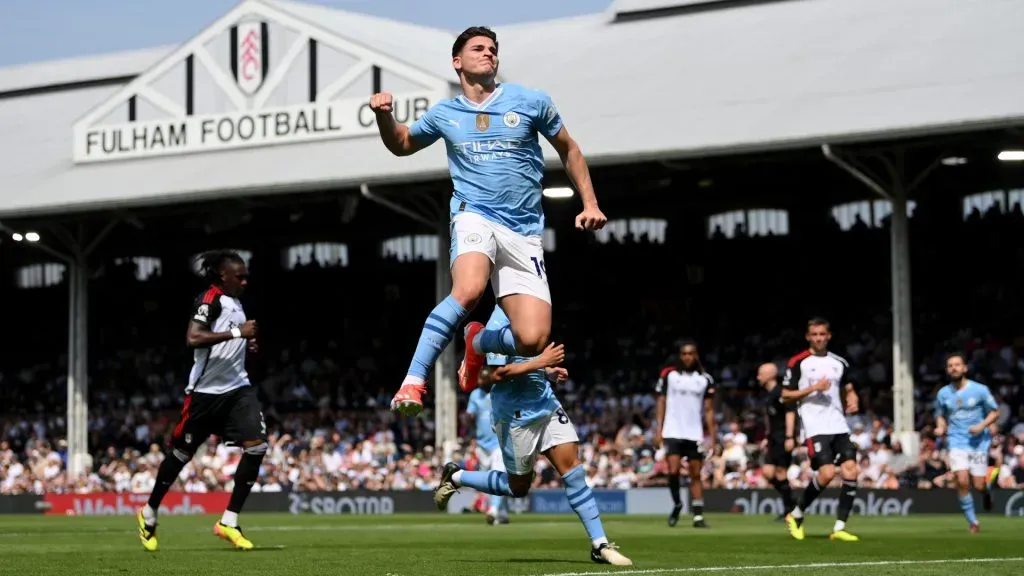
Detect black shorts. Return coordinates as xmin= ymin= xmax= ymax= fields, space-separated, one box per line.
xmin=764 ymin=438 xmax=793 ymax=469
xmin=664 ymin=439 xmax=705 ymax=461
xmin=171 ymin=386 xmax=267 ymax=452
xmin=805 ymin=434 xmax=857 ymax=471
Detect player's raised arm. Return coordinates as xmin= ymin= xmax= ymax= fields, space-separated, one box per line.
xmin=370 ymin=92 xmax=439 ymax=157
xmin=535 ymin=93 xmax=606 ymax=231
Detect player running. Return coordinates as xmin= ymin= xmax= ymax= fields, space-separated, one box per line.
xmin=654 ymin=341 xmax=716 ymax=528
xmin=757 ymin=362 xmax=797 ymax=521
xmin=369 ymin=26 xmax=607 ymax=417
xmin=782 ymin=318 xmax=861 ymax=542
xmin=933 ymin=352 xmax=1000 ymax=532
xmin=434 ymin=308 xmax=632 ymax=566
xmin=137 ymin=251 xmax=267 ymax=552
xmin=467 ymin=380 xmax=509 ymax=525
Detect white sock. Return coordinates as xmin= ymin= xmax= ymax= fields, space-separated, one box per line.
xmin=142 ymin=504 xmax=157 ymax=524
xmin=593 ymin=537 xmax=609 ymax=547
xmin=486 ymin=506 xmax=498 ymax=516
xmin=452 ymin=470 xmax=463 ymax=486
xmin=833 ymin=520 xmax=845 ymax=533
xmin=220 ymin=510 xmax=239 ymax=528
xmin=402 ymin=375 xmax=425 ymax=386
xmin=791 ymin=506 xmax=803 ymax=519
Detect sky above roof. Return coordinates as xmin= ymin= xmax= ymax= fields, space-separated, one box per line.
xmin=0 ymin=0 xmax=610 ymax=67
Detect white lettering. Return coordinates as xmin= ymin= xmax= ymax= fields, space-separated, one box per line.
xmin=73 ymin=91 xmax=447 ymax=163
xmin=288 ymin=493 xmax=395 ymax=515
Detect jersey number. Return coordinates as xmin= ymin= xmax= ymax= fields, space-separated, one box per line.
xmin=530 ymin=256 xmax=547 ymax=278
xmin=556 ymin=409 xmax=569 ymax=425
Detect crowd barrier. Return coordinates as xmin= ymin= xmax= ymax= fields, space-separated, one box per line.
xmin=2 ymin=489 xmax=1021 ymax=517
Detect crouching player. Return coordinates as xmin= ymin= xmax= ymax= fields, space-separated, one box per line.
xmin=434 ymin=307 xmax=632 ymax=566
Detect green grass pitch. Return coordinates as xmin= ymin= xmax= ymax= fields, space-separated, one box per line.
xmin=1 ymin=513 xmax=1021 ymax=575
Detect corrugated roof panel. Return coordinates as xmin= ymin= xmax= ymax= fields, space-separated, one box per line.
xmin=0 ymin=47 xmax=171 ymax=95
xmin=2 ymin=0 xmax=1024 ymax=217
xmin=609 ymin=0 xmax=738 ymax=15
xmin=263 ymin=0 xmax=457 ymax=82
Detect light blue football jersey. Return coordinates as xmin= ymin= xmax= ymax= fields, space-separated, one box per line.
xmin=408 ymin=83 xmax=563 ymax=237
xmin=482 ymin=307 xmax=560 ymax=427
xmin=934 ymin=380 xmax=998 ymax=451
xmin=467 ymin=388 xmax=499 ymax=452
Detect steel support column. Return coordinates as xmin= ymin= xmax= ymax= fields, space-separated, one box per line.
xmin=0 ymin=220 xmax=116 ymax=479
xmin=360 ymin=185 xmax=457 ymax=457
xmin=821 ymin=145 xmax=937 ymax=460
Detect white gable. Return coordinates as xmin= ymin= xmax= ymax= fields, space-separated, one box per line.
xmin=72 ymin=0 xmax=453 ymax=164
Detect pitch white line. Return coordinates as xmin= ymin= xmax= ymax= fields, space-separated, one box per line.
xmin=532 ymin=556 xmax=1024 ymax=576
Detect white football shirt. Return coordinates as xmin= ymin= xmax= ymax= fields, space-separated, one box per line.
xmin=186 ymin=286 xmax=251 ymax=395
xmin=655 ymin=366 xmax=715 ymax=442
xmin=783 ymin=350 xmax=851 ymax=438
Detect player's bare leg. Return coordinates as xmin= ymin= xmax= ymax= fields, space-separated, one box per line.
xmin=497 ymin=294 xmax=551 ymax=355
xmin=787 ymin=462 xmax=836 ymax=540
xmin=666 ymin=453 xmax=684 ymax=526
xmin=688 ymin=458 xmax=708 ymax=528
xmin=394 ymin=252 xmax=490 ymax=415
xmin=545 ymin=442 xmax=632 ymax=566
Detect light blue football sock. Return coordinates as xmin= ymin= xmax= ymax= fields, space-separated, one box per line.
xmin=406 ymin=295 xmax=468 ymax=381
xmin=563 ymin=464 xmax=607 ymax=545
xmin=473 ymin=325 xmax=518 ymax=356
xmin=456 ymin=470 xmax=514 ymax=496
xmin=959 ymin=493 xmax=978 ymax=526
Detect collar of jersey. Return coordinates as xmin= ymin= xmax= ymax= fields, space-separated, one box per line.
xmin=458 ymin=85 xmax=504 ymax=111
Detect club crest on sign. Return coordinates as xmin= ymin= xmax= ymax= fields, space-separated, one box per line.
xmin=232 ymin=21 xmax=269 ymax=96
xmin=476 ymin=113 xmax=490 ymax=132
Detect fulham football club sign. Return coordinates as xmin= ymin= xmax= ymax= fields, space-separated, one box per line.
xmin=71 ymin=0 xmax=452 ymax=164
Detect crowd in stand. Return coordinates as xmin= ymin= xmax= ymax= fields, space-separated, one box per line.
xmin=2 ymin=198 xmax=1024 ymax=495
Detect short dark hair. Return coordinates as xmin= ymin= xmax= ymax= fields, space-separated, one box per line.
xmin=452 ymin=26 xmax=498 ymax=58
xmin=946 ymin=351 xmax=968 ymax=365
xmin=199 ymin=250 xmax=245 ymax=283
xmin=807 ymin=317 xmax=831 ymax=331
xmin=678 ymin=339 xmax=699 ymax=352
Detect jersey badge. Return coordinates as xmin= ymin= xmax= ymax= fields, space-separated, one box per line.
xmin=503 ymin=111 xmax=521 ymax=128
xmin=475 ymin=113 xmax=490 ymax=132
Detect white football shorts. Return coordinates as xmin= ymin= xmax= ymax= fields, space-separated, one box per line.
xmin=948 ymin=448 xmax=988 ymax=477
xmin=474 ymin=445 xmax=506 ymax=474
xmin=496 ymin=408 xmax=579 ymax=475
xmin=450 ymin=211 xmax=550 ymax=304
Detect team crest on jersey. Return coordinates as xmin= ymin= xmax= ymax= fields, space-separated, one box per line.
xmin=475 ymin=113 xmax=490 ymax=131
xmin=502 ymin=111 xmax=521 ymax=128
xmin=465 ymin=233 xmax=482 ymax=244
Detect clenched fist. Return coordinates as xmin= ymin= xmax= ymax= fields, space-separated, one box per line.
xmin=369 ymin=92 xmax=394 ymax=114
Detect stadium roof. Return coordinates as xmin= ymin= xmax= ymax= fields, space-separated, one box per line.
xmin=0 ymin=0 xmax=1022 ymax=218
